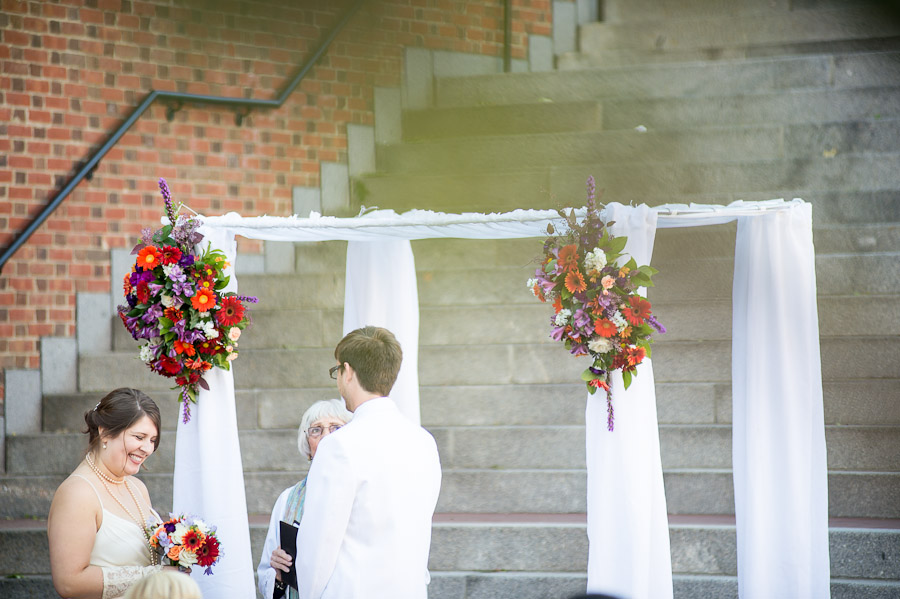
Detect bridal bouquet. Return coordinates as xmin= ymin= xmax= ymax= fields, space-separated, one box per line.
xmin=149 ymin=514 xmax=222 ymax=575
xmin=117 ymin=178 xmax=257 ymax=423
xmin=528 ymin=177 xmax=665 ymax=430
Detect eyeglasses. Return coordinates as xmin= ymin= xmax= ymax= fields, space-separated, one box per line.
xmin=329 ymin=364 xmax=341 ymax=380
xmin=307 ymin=424 xmax=343 ymax=438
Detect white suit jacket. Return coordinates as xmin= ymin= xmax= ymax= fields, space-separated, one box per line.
xmin=296 ymin=397 xmax=442 ymax=599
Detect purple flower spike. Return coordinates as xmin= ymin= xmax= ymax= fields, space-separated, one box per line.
xmin=181 ymin=388 xmax=192 ymax=424
xmin=159 ymin=178 xmax=176 ymax=225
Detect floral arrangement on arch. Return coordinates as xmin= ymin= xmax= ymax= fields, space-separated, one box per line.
xmin=117 ymin=178 xmax=257 ymax=423
xmin=528 ymin=177 xmax=665 ymax=430
xmin=149 ymin=514 xmax=222 ymax=575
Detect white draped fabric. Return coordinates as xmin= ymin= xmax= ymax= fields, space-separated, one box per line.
xmin=343 ymin=236 xmax=421 ymax=424
xmin=731 ymin=204 xmax=830 ymax=598
xmin=585 ymin=204 xmax=673 ymax=599
xmin=182 ymin=199 xmax=827 ymax=599
xmin=172 ymin=225 xmax=256 ymax=599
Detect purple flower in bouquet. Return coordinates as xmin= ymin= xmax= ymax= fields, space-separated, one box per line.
xmin=141 ymin=303 xmax=163 ymax=325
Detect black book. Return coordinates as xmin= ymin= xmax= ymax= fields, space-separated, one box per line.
xmin=279 ymin=521 xmax=299 ymax=590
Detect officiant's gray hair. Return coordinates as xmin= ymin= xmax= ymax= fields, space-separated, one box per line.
xmin=298 ymin=398 xmax=353 ymax=459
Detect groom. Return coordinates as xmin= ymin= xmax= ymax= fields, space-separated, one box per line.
xmin=296 ymin=326 xmax=442 ymax=599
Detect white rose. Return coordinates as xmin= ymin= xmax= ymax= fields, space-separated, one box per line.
xmin=588 ymin=337 xmax=613 ymax=354
xmin=179 ymin=547 xmax=198 ymax=566
xmin=171 ymin=523 xmax=188 ymax=544
xmin=160 ymin=294 xmax=175 ymax=308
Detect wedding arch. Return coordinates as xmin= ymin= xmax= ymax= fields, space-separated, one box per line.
xmin=174 ymin=199 xmax=828 ymax=599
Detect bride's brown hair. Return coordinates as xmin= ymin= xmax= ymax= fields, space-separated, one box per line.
xmin=83 ymin=388 xmax=161 ymax=454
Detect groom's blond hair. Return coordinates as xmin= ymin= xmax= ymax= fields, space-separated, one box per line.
xmin=335 ymin=326 xmax=402 ymax=396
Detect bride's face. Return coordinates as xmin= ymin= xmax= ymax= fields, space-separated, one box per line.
xmin=100 ymin=415 xmax=159 ymax=477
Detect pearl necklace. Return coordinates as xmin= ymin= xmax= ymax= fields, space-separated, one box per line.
xmin=85 ymin=452 xmax=125 ymax=485
xmin=86 ymin=455 xmax=158 ymax=566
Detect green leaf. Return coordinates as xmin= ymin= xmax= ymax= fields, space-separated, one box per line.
xmin=157 ymin=316 xmax=173 ymax=329
xmin=587 ymin=384 xmax=597 ymax=395
xmin=607 ymin=236 xmax=627 ymax=254
xmin=622 ymin=369 xmax=632 ymax=389
xmin=623 ymin=257 xmax=637 ymax=271
xmin=581 ymin=367 xmax=595 ymax=382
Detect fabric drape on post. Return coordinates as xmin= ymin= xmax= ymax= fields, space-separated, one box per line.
xmin=172 ymin=225 xmax=256 ymax=599
xmin=343 ymin=236 xmax=421 ymax=424
xmin=585 ymin=204 xmax=673 ymax=599
xmin=731 ymin=203 xmax=830 ymax=598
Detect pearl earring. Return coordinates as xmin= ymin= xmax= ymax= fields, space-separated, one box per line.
xmin=102 ymin=442 xmax=107 ymax=450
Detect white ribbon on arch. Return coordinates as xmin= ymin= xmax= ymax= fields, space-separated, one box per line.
xmin=174 ymin=199 xmax=828 ymax=599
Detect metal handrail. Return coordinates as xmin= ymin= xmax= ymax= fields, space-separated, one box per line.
xmin=0 ymin=0 xmax=364 ymax=275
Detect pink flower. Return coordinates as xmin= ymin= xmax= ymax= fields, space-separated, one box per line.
xmin=227 ymin=327 xmax=241 ymax=342
xmin=601 ymin=276 xmax=615 ymax=290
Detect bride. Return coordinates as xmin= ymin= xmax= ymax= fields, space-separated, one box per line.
xmin=48 ymin=388 xmax=168 ymax=599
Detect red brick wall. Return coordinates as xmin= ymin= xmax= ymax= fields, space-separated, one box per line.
xmin=0 ymin=0 xmax=553 ymax=405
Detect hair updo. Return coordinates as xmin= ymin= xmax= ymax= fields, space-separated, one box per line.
xmin=83 ymin=388 xmax=161 ymax=455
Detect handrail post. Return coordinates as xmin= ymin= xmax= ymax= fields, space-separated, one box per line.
xmin=503 ymin=0 xmax=512 ymax=73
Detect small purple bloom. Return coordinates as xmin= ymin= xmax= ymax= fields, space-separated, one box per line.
xmin=178 ymin=253 xmax=195 ymax=268
xmin=166 ymin=265 xmax=186 ymax=283
xmin=126 ymin=295 xmax=137 ymax=308
xmin=550 ymin=326 xmax=567 ymax=342
xmin=204 ymin=566 xmax=213 ymax=576
xmin=165 ymin=522 xmax=176 ymax=533
xmin=141 ymin=303 xmax=163 ymax=324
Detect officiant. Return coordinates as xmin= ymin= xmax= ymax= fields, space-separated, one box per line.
xmin=256 ymin=399 xmax=353 ymax=599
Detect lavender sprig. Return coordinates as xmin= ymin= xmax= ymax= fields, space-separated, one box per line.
xmin=159 ymin=178 xmax=176 ymax=226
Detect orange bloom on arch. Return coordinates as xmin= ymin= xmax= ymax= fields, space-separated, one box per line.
xmin=173 ymin=340 xmax=196 ymax=357
xmin=627 ymin=345 xmax=646 ymax=366
xmin=191 ymin=288 xmax=216 ymax=312
xmin=553 ymin=296 xmax=563 ymax=314
xmin=622 ymin=295 xmax=652 ymax=326
xmin=137 ymin=246 xmax=161 ymax=270
xmin=167 ymin=545 xmax=183 ymax=561
xmin=594 ymin=318 xmax=617 ymax=337
xmin=558 ymin=244 xmax=579 ymax=272
xmin=565 ymin=270 xmax=587 ymax=294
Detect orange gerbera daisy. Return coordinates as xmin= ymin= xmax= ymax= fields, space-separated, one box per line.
xmin=564 ymin=270 xmax=587 ymax=294
xmin=622 ymin=296 xmax=652 ymax=326
xmin=123 ymin=273 xmax=132 ymax=295
xmin=594 ymin=318 xmax=617 ymax=338
xmin=191 ymin=288 xmax=216 ymax=312
xmin=627 ymin=345 xmax=646 ymax=366
xmin=137 ymin=246 xmax=161 ymax=269
xmin=173 ymin=340 xmax=196 ymax=357
xmin=558 ymin=244 xmax=579 ymax=272
xmin=163 ymin=307 xmax=183 ymax=322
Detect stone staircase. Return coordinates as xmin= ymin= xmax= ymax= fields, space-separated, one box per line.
xmin=3 ymin=0 xmax=900 ymax=598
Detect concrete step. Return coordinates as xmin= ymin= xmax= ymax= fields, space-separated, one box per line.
xmin=41 ymin=375 xmax=900 ymax=437
xmin=434 ymin=52 xmax=900 ymax=108
xmin=600 ymin=0 xmax=888 ymax=23
xmin=1 ymin=572 xmax=897 ymax=599
xmin=2 ymin=517 xmax=897 ymax=582
xmin=78 ymin=332 xmax=900 ymax=394
xmin=355 ymin=153 xmax=900 ymax=216
xmin=402 ymin=101 xmax=604 ymax=141
xmin=577 ymin=7 xmax=900 ymax=56
xmin=3 ymin=467 xmax=897 ymax=520
xmin=377 ymin=121 xmax=900 ymax=176
xmin=404 ymin=86 xmax=900 ymax=141
xmin=8 ymin=423 xmax=897 ymax=476
xmin=600 ymin=86 xmax=900 ymax=132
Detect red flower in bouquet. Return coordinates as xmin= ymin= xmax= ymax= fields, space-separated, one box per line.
xmin=163 ymin=307 xmax=183 ymax=322
xmin=158 ymin=356 xmax=181 ymax=376
xmin=216 ymin=296 xmax=245 ymax=327
xmin=160 ymin=245 xmax=183 ymax=266
xmin=197 ymin=536 xmax=220 ymax=568
xmin=136 ymin=281 xmax=150 ymax=305
xmin=191 ymin=287 xmax=216 ymax=312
